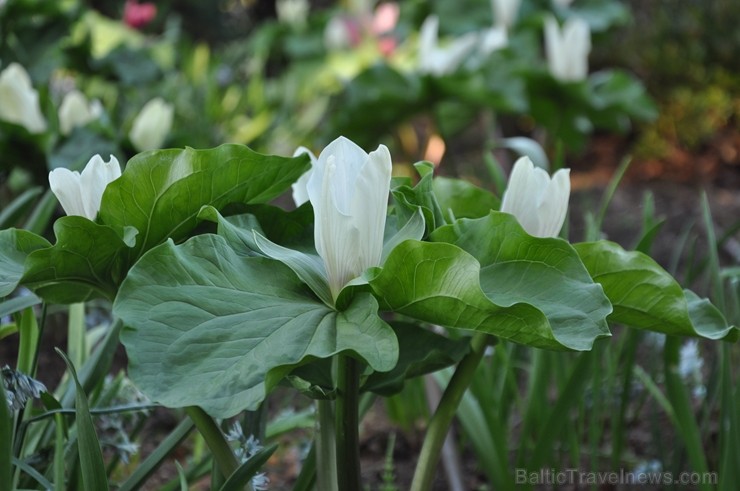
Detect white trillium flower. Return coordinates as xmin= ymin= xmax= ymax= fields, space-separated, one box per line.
xmin=418 ymin=16 xmax=478 ymax=76
xmin=0 ymin=62 xmax=47 ymax=133
xmin=500 ymin=156 xmax=570 ymax=238
xmin=49 ymin=154 xmax=122 ymax=220
xmin=58 ymin=90 xmax=103 ymax=135
xmin=276 ymin=0 xmax=309 ymax=28
xmin=491 ymin=0 xmax=521 ymax=30
xmin=306 ymin=136 xmax=392 ymax=300
xmin=544 ymin=15 xmax=591 ymax=82
xmin=129 ymin=97 xmax=174 ymax=152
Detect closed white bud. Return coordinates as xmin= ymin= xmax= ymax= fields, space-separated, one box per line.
xmin=500 ymin=157 xmax=570 ymax=238
xmin=129 ymin=97 xmax=174 ymax=152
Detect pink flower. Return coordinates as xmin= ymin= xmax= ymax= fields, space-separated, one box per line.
xmin=123 ymin=0 xmax=157 ymax=29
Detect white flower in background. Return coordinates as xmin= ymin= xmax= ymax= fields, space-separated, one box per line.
xmin=0 ymin=62 xmax=47 ymax=133
xmin=418 ymin=16 xmax=478 ymax=76
xmin=491 ymin=0 xmax=521 ymax=30
xmin=276 ymin=0 xmax=309 ymax=28
xmin=324 ymin=16 xmax=353 ymax=51
xmin=49 ymin=154 xmax=121 ymax=220
xmin=291 ymin=146 xmax=318 ymax=207
xmin=544 ymin=15 xmax=591 ymax=82
xmin=58 ymin=90 xmax=103 ymax=135
xmin=306 ymin=136 xmax=392 ymax=300
xmin=129 ymin=97 xmax=174 ymax=152
xmin=678 ymin=340 xmax=706 ymax=399
xmin=478 ymin=26 xmax=508 ymax=57
xmin=500 ymin=156 xmax=570 ymax=238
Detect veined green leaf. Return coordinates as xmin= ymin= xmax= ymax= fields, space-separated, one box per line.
xmin=21 ymin=217 xmax=131 ymax=303
xmin=425 ymin=212 xmax=612 ymax=350
xmin=369 ymin=239 xmax=603 ymax=350
xmin=574 ymin=241 xmax=737 ymax=340
xmin=0 ymin=228 xmax=50 ymax=297
xmin=99 ymin=145 xmax=310 ymax=262
xmin=114 ymin=234 xmax=397 ymax=418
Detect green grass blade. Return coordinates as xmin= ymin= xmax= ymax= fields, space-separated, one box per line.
xmin=56 ymin=349 xmax=108 ymax=491
xmin=0 ymin=187 xmax=43 ymax=229
xmin=23 ymin=190 xmax=57 ymax=236
xmin=528 ymin=352 xmax=592 ymax=470
xmin=662 ymin=337 xmax=711 ymax=490
xmin=718 ymin=344 xmax=739 ymax=491
xmin=16 ymin=307 xmax=40 ymax=377
xmin=218 ymin=443 xmax=277 ymax=491
xmin=54 ymin=413 xmax=65 ymax=491
xmin=11 ymin=456 xmax=54 ymax=489
xmin=118 ymin=418 xmax=195 ymax=491
xmin=0 ymin=380 xmax=12 ymax=491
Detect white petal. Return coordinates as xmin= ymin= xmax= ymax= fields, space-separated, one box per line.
xmin=80 ymin=154 xmax=122 ymax=219
xmin=350 ymin=144 xmax=392 ymax=273
xmin=49 ymin=168 xmax=87 ymax=218
xmin=535 ymin=168 xmax=570 ymax=238
xmin=501 ymin=157 xmax=540 ymax=235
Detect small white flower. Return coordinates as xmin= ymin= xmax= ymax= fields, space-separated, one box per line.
xmin=58 ymin=89 xmax=103 ymax=135
xmin=491 ymin=0 xmax=521 ymax=30
xmin=306 ymin=136 xmax=392 ymax=301
xmin=129 ymin=97 xmax=174 ymax=152
xmin=324 ymin=16 xmax=352 ymax=51
xmin=0 ymin=62 xmax=47 ymax=133
xmin=544 ymin=15 xmax=591 ymax=82
xmin=478 ymin=26 xmax=508 ymax=57
xmin=49 ymin=154 xmax=122 ymax=220
xmin=276 ymin=0 xmax=309 ymax=28
xmin=500 ymin=156 xmax=570 ymax=238
xmin=418 ymin=16 xmax=478 ymax=76
xmin=291 ymin=146 xmax=318 ymax=207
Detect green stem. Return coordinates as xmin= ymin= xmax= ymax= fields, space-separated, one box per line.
xmin=410 ymin=333 xmax=488 ymax=491
xmin=184 ymin=406 xmax=238 ymax=480
xmin=335 ymin=355 xmax=361 ymax=491
xmin=316 ymin=400 xmax=338 ymax=491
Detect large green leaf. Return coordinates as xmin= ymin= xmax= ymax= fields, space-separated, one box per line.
xmin=429 ymin=212 xmax=613 ymax=350
xmin=20 ymin=217 xmax=131 ymax=303
xmin=98 ymin=145 xmax=310 ymax=262
xmin=0 ymin=228 xmax=51 ymax=297
xmin=432 ymin=177 xmax=500 ymax=221
xmin=369 ymin=239 xmax=602 ymax=350
xmin=363 ymin=323 xmax=471 ymax=396
xmin=574 ymin=241 xmax=737 ymax=340
xmin=114 ymin=234 xmax=398 ymax=418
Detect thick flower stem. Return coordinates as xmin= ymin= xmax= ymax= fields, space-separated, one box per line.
xmin=410 ymin=332 xmax=489 ymax=491
xmin=316 ymin=400 xmax=338 ymax=491
xmin=335 ymin=355 xmax=362 ymax=491
xmin=184 ymin=406 xmax=238 ymax=480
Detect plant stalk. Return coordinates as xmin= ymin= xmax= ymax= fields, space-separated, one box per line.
xmin=316 ymin=400 xmax=338 ymax=491
xmin=410 ymin=332 xmax=489 ymax=491
xmin=335 ymin=355 xmax=361 ymax=491
xmin=184 ymin=406 xmax=238 ymax=480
